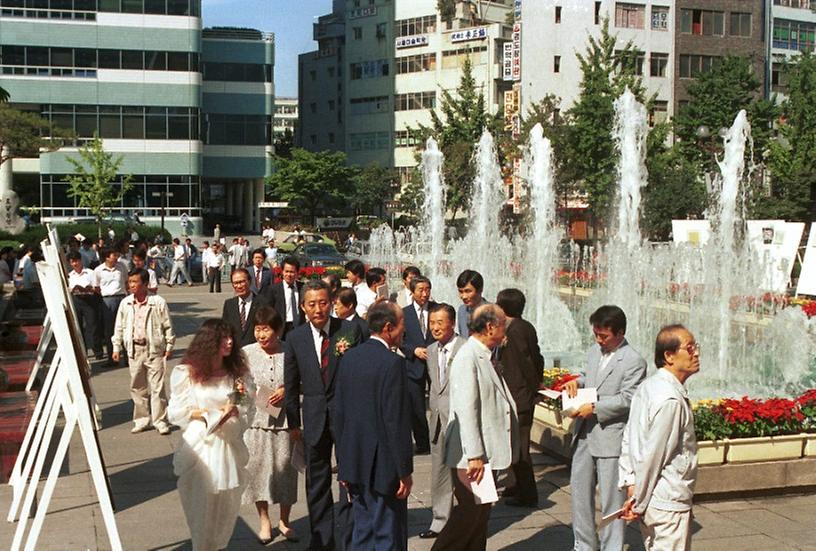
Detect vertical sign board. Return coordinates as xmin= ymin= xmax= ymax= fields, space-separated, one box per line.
xmin=746 ymin=220 xmax=805 ymax=293
xmin=514 ymin=0 xmax=522 ymax=21
xmin=512 ymin=22 xmax=521 ymax=81
xmin=671 ymin=220 xmax=712 ymax=247
xmin=503 ymin=42 xmax=513 ymax=81
xmin=513 ymin=157 xmax=523 ymax=214
xmin=796 ymin=223 xmax=816 ymax=296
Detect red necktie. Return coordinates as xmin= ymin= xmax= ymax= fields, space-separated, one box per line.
xmin=256 ymin=269 xmax=261 ymax=288
xmin=320 ymin=331 xmax=330 ymax=385
xmin=240 ymin=299 xmax=247 ymax=331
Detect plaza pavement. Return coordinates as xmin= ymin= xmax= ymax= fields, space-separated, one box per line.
xmin=2 ymin=285 xmax=816 ymax=550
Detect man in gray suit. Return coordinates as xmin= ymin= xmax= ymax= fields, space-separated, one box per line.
xmin=564 ymin=305 xmax=647 ymax=551
xmin=432 ymin=304 xmax=519 ymax=551
xmin=420 ymin=303 xmax=467 ymax=540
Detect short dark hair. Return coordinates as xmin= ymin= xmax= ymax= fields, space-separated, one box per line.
xmin=251 ymin=247 xmax=266 ymax=259
xmin=367 ymin=301 xmax=400 ymax=333
xmin=67 ymin=251 xmax=82 ymax=262
xmin=253 ymin=305 xmax=283 ymax=332
xmin=429 ymin=302 xmax=456 ymax=323
xmin=173 ymin=238 xmax=180 ymax=245
xmin=402 ymin=266 xmax=421 ymax=280
xmin=100 ymin=247 xmax=117 ymax=260
xmin=336 ymin=287 xmax=358 ymax=308
xmin=128 ymin=268 xmax=149 ymax=284
xmin=409 ymin=275 xmax=431 ymax=293
xmin=589 ymin=305 xmax=627 ymax=335
xmin=344 ymin=259 xmax=365 ymax=279
xmin=654 ymin=324 xmax=686 ymax=368
xmin=282 ymin=256 xmax=300 ymax=272
xmin=496 ymin=288 xmax=526 ymax=318
xmin=366 ymin=267 xmax=386 ymax=287
xmin=468 ymin=304 xmax=504 ymax=334
xmin=301 ymin=279 xmax=330 ymax=303
xmin=231 ymin=267 xmax=250 ymax=281
xmin=132 ymin=249 xmax=146 ymax=261
xmin=456 ymin=269 xmax=484 ymax=293
xmin=322 ymin=273 xmax=342 ymax=294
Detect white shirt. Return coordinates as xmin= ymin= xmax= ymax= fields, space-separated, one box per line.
xmin=146 ymin=268 xmax=158 ymax=291
xmin=68 ymin=268 xmax=96 ymax=292
xmin=309 ymin=320 xmax=330 ymax=364
xmin=173 ymin=245 xmax=186 ymax=262
xmin=206 ymin=251 xmax=224 ymax=269
xmin=283 ymin=281 xmax=299 ymax=322
xmin=228 ymin=244 xmax=239 ymax=265
xmin=356 ymin=285 xmax=377 ymax=318
xmin=598 ymin=351 xmax=615 ymax=373
xmin=94 ymin=262 xmax=127 ymax=296
xmin=201 ymin=248 xmax=212 ymax=264
xmin=401 ymin=287 xmax=413 ymax=306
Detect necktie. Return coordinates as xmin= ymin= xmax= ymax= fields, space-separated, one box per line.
xmin=320 ymin=330 xmax=330 ymax=385
xmin=419 ymin=308 xmax=426 ymax=339
xmin=289 ymin=284 xmax=296 ymax=322
xmin=240 ymin=299 xmax=247 ymax=331
xmin=439 ymin=345 xmax=447 ymax=388
xmin=256 ymin=268 xmax=262 ymax=289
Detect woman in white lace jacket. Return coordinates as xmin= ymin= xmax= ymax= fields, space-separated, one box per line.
xmin=167 ymin=319 xmax=254 ymax=551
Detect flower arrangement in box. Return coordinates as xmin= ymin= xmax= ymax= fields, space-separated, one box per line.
xmin=539 ymin=368 xmax=577 ymax=407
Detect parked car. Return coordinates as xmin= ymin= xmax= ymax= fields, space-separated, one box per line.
xmin=345 ymin=240 xmax=370 ymax=259
xmin=292 ymin=242 xmax=346 ymax=270
xmin=277 ymin=232 xmax=336 ymax=253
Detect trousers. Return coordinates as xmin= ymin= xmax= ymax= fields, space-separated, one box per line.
xmin=129 ymin=343 xmax=168 ymax=429
xmin=640 ymin=507 xmax=692 ymax=551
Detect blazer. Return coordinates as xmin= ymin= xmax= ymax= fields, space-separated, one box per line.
xmin=498 ymin=318 xmax=544 ymax=416
xmin=346 ymin=314 xmax=370 ymax=342
xmin=283 ymin=317 xmax=363 ymax=447
xmin=571 ymin=339 xmax=647 ymax=457
xmin=444 ymin=336 xmax=519 ymax=470
xmin=427 ymin=335 xmax=467 ymax=443
xmin=335 ymin=339 xmax=413 ymax=496
xmin=265 ymin=280 xmax=305 ymax=327
xmin=248 ymin=265 xmax=273 ymax=295
xmin=221 ymin=293 xmax=269 ymax=347
xmin=398 ymin=301 xmax=437 ymax=381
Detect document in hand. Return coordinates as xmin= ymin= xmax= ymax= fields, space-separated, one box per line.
xmin=203 ymin=409 xmax=232 ymax=436
xmin=561 ymin=388 xmax=598 ymax=416
xmin=255 ymin=385 xmax=282 ymax=418
xmin=538 ymin=389 xmax=561 ymax=400
xmin=598 ymin=507 xmax=625 ymax=529
xmin=456 ymin=463 xmax=499 ymax=505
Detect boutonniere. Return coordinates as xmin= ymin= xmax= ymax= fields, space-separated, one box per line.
xmin=228 ymin=377 xmax=248 ymax=405
xmin=334 ymin=335 xmax=355 ymax=357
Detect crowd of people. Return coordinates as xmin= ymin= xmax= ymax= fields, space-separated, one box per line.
xmin=34 ymin=227 xmax=702 ymax=551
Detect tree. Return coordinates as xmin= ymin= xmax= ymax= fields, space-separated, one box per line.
xmin=0 ymin=86 xmax=8 ymax=103
xmin=351 ymin=163 xmax=396 ymax=216
xmin=0 ymin=103 xmax=69 ymax=168
xmin=274 ymin=128 xmax=294 ymax=160
xmin=65 ymin=135 xmax=133 ymax=238
xmin=413 ymin=58 xmax=500 ymax=220
xmin=266 ymin=148 xmax=355 ymax=223
xmin=564 ymin=18 xmax=650 ymax=226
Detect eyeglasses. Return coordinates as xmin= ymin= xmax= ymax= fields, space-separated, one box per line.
xmin=684 ymin=342 xmax=701 ymax=354
xmin=232 ymin=279 xmax=249 ymax=286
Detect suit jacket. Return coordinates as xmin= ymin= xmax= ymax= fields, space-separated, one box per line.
xmin=265 ymin=280 xmax=305 ymax=327
xmin=427 ymin=335 xmax=467 ymax=444
xmin=221 ymin=293 xmax=269 ymax=347
xmin=571 ymin=339 xmax=647 ymax=457
xmin=346 ymin=314 xmax=370 ymax=342
xmin=335 ymin=339 xmax=413 ymax=496
xmin=399 ymin=301 xmax=437 ymax=381
xmin=444 ymin=336 xmax=519 ymax=470
xmin=283 ymin=317 xmax=363 ymax=447
xmin=248 ymin=265 xmax=273 ymax=295
xmin=498 ymin=318 xmax=544 ymax=416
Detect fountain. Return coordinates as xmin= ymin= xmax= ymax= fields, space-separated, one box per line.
xmin=419 ymin=138 xmax=446 ymax=289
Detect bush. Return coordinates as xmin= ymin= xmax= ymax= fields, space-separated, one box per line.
xmin=0 ymin=223 xmax=171 ymax=249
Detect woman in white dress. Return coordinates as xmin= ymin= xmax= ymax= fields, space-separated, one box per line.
xmin=242 ymin=306 xmax=300 ymax=544
xmin=167 ymin=319 xmax=253 ymax=551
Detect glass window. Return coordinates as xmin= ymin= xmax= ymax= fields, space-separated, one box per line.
xmin=168 ymin=114 xmax=190 ymax=139
xmin=51 ymin=47 xmax=73 ymax=67
xmin=730 ymin=12 xmax=751 ymax=37
xmin=167 ymin=51 xmax=188 ymax=71
xmin=650 ymin=53 xmax=668 ymax=77
xmin=166 ymin=0 xmax=189 ymax=15
xmin=51 ymin=0 xmax=72 ymax=10
xmin=121 ymin=50 xmax=143 ymax=70
xmin=98 ymin=50 xmax=120 ymax=69
xmin=144 ymin=51 xmax=166 ymax=70
xmin=1 ymin=46 xmax=25 ymax=65
xmin=224 ymin=63 xmax=244 ymax=81
xmin=74 ymin=0 xmax=96 ymax=10
xmin=651 ymin=6 xmax=669 ymax=31
xmin=75 ymin=110 xmax=97 ymax=137
xmin=122 ymin=107 xmax=144 ymax=139
xmin=98 ymin=0 xmax=118 ymax=10
xmin=75 ymin=48 xmax=97 ymax=68
xmin=615 ymin=3 xmax=645 ymax=29
xmin=27 ymin=46 xmax=49 ymax=66
xmin=144 ymin=107 xmax=166 ymax=139
xmin=121 ymin=0 xmax=141 ymax=12
xmin=51 ymin=113 xmax=74 ymax=134
xmin=99 ymin=106 xmax=121 ymax=138
xmin=144 ymin=0 xmax=164 ymax=13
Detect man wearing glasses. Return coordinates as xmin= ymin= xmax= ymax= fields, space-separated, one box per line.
xmin=563 ymin=305 xmax=646 ymax=551
xmin=221 ymin=267 xmax=269 ymax=346
xmin=619 ymin=325 xmax=701 ymax=551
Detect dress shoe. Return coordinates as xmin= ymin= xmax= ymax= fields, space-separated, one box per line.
xmin=155 ymin=423 xmax=171 ymax=435
xmin=130 ymin=424 xmax=152 ymax=434
xmin=504 ymin=497 xmax=538 ymax=508
xmin=419 ymin=530 xmax=439 ymax=539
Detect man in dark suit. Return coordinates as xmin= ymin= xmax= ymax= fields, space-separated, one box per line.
xmin=221 ymin=268 xmax=269 ymax=347
xmin=284 ymin=279 xmax=363 ymax=551
xmin=333 ymin=287 xmax=370 ymax=341
xmin=265 ymin=255 xmax=305 ymax=339
xmin=398 ymin=275 xmax=435 ymax=455
xmin=496 ymin=288 xmax=545 ymax=508
xmin=248 ymin=247 xmax=273 ymax=296
xmin=335 ymin=301 xmax=413 ymax=550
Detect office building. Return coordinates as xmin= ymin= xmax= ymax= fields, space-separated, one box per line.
xmin=273 ymin=96 xmax=298 ymax=140
xmin=769 ymin=0 xmax=816 ymax=96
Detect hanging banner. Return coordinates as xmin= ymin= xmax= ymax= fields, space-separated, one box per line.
xmin=513 ymin=157 xmax=522 ymax=214
xmin=514 ymin=0 xmax=522 ymax=21
xmin=503 ymin=42 xmax=513 ymax=81
xmin=512 ymin=22 xmax=521 ymax=81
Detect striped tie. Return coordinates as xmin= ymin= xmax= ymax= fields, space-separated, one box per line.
xmin=320 ymin=331 xmax=330 ymax=385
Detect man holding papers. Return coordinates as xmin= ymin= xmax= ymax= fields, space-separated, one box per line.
xmin=563 ymin=305 xmax=646 ymax=551
xmin=432 ymin=304 xmax=519 ymax=551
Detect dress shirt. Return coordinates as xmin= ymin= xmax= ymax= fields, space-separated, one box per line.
xmin=68 ymin=268 xmax=96 ymax=293
xmin=370 ymin=335 xmax=389 ymax=350
xmin=79 ymin=247 xmax=97 ymax=268
xmin=598 ymin=351 xmax=615 ymax=373
xmin=309 ymin=320 xmax=331 ymax=364
xmin=132 ymin=296 xmax=149 ymax=342
xmin=253 ymin=266 xmax=265 ymax=287
xmin=356 ymin=285 xmax=377 ymax=318
xmin=146 ymin=268 xmax=158 ymax=290
xmin=94 ymin=263 xmax=127 ymax=296
xmin=401 ymin=287 xmax=413 ymax=306
xmin=206 ymin=252 xmax=224 ymax=269
xmin=282 ymin=281 xmax=299 ymax=322
xmin=414 ymin=301 xmax=429 ymax=337
xmin=173 ymin=245 xmax=186 ymax=262
xmin=438 ymin=337 xmax=455 ymax=388
xmin=201 ymin=248 xmax=212 ymax=264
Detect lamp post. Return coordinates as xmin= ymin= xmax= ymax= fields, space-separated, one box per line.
xmin=151 ymin=191 xmax=174 ymax=233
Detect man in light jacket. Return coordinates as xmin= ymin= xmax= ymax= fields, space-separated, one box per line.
xmin=112 ymin=268 xmax=176 ymax=435
xmin=432 ymin=304 xmax=518 ymax=551
xmin=619 ymin=324 xmax=700 ymax=551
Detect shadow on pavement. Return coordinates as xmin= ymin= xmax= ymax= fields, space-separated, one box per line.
xmin=109 ymin=453 xmax=176 ymax=512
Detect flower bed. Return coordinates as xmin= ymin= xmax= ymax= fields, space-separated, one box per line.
xmin=272 ymin=266 xmax=345 ymax=284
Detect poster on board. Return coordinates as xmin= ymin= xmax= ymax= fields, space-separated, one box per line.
xmin=671 ymin=220 xmax=711 ymax=246
xmin=796 ymin=223 xmax=816 ymax=296
xmin=746 ymin=220 xmax=805 ymax=293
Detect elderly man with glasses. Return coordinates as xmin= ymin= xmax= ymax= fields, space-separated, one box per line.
xmin=221 ymin=267 xmax=270 ymax=347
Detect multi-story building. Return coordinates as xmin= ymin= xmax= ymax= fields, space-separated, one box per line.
xmin=0 ymin=1 xmax=274 ymax=234
xmin=273 ymin=96 xmax=298 ymax=140
xmin=769 ymin=0 xmax=816 ymax=96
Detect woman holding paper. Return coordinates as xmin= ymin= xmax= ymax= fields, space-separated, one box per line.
xmin=242 ymin=306 xmax=299 ymax=544
xmin=167 ymin=319 xmax=253 ymax=551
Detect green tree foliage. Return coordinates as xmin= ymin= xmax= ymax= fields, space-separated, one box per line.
xmin=565 ymin=19 xmax=649 ymax=224
xmin=351 ymin=163 xmax=397 ymax=216
xmin=0 ymin=86 xmax=8 ymax=103
xmin=0 ymin=103 xmax=69 ymax=167
xmin=266 ymin=148 xmax=355 ymax=222
xmin=437 ymin=0 xmax=455 ymax=23
xmin=759 ymin=52 xmax=816 ymax=222
xmin=274 ymin=128 xmax=294 ymax=160
xmin=64 ymin=135 xmax=133 ymax=238
xmin=398 ymin=170 xmax=425 ymax=221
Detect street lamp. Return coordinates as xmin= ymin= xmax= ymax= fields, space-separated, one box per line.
xmin=151 ymin=190 xmax=174 ymax=233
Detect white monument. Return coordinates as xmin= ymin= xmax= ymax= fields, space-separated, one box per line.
xmin=0 ymin=147 xmax=26 ymax=234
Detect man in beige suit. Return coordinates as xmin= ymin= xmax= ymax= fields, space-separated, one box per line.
xmin=420 ymin=303 xmax=467 ymax=540
xmin=432 ymin=304 xmax=519 ymax=551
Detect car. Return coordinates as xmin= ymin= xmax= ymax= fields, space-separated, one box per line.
xmin=345 ymin=240 xmax=370 ymax=259
xmin=292 ymin=242 xmax=346 ymax=270
xmin=277 ymin=232 xmax=336 ymax=253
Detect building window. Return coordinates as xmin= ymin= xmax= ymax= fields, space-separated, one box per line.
xmin=679 ymin=54 xmax=721 ymax=78
xmin=553 ymin=55 xmax=561 ymax=73
xmin=328 ymin=100 xmax=335 ymax=111
xmin=310 ymin=134 xmax=317 ymax=145
xmin=730 ymin=12 xmax=751 ymax=37
xmin=396 ymin=53 xmax=436 ymax=74
xmin=773 ymin=0 xmax=811 ymax=7
xmin=555 ymin=5 xmax=561 ymax=23
xmin=651 ymin=6 xmax=669 ymax=31
xmin=615 ymin=3 xmax=645 ymax=29
xmin=310 ymin=102 xmax=317 ymax=114
xmin=680 ymin=9 xmax=724 ymax=36
xmin=773 ymin=19 xmax=816 ymax=51
xmin=441 ymin=46 xmax=488 ymax=69
xmin=205 ymin=113 xmax=271 ymax=145
xmin=395 ymin=15 xmax=436 ymax=37
xmin=394 ymin=91 xmax=436 ymax=111
xmin=650 ymin=53 xmax=668 ymax=77
xmin=394 ymin=130 xmax=420 ymax=148
xmin=41 ymin=104 xmax=200 ymax=142
xmin=350 ymin=59 xmax=390 ymax=79
xmin=352 ymin=26 xmax=363 ymax=40
xmin=595 ymin=1 xmax=602 ymax=24
xmin=616 ymin=49 xmax=644 ymax=76
xmin=310 ymin=70 xmax=316 ymax=81
xmin=328 ymin=67 xmax=335 ymax=77
xmin=202 ymin=62 xmax=272 ymax=82
xmin=349 ymin=131 xmax=390 ymax=151
xmin=350 ymin=96 xmax=390 ymax=115
xmin=376 ymin=22 xmax=387 ymax=40
xmin=328 ymin=132 xmax=335 ymax=144
xmin=649 ymin=101 xmax=668 ymax=126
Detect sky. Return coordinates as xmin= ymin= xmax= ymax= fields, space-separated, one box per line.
xmin=202 ymin=0 xmax=334 ymax=97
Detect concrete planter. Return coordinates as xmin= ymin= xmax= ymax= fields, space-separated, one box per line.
xmin=697 ymin=440 xmax=726 ymax=466
xmin=804 ymin=434 xmax=816 ymax=457
xmin=534 ymin=402 xmax=574 ymax=432
xmin=725 ymin=434 xmax=804 ymax=463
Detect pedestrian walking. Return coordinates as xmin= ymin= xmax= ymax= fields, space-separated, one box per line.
xmin=169 ymin=238 xmax=193 ymax=287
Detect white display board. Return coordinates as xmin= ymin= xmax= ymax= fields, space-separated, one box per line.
xmin=671 ymin=220 xmax=711 ymax=246
xmin=796 ymin=223 xmax=816 ymax=296
xmin=746 ymin=220 xmax=805 ymax=293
